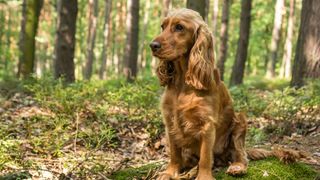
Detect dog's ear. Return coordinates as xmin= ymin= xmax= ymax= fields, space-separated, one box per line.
xmin=185 ymin=25 xmax=215 ymax=90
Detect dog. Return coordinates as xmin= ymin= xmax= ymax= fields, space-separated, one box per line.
xmin=150 ymin=8 xmax=303 ymax=180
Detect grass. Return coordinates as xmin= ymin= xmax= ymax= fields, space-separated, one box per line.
xmin=0 ymin=76 xmax=319 ymax=178
xmin=111 ymin=158 xmax=319 ymax=180
xmin=109 ymin=163 xmax=160 ymax=180
xmin=215 ymin=158 xmax=318 ymax=180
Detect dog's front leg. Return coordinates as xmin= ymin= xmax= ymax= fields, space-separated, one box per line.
xmin=158 ymin=131 xmax=182 ymax=180
xmin=197 ymin=123 xmax=216 ymax=180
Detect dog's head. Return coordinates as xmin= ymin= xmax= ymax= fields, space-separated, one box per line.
xmin=150 ymin=8 xmax=215 ymax=90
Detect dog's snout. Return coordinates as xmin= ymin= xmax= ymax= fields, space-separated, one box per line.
xmin=149 ymin=41 xmax=161 ymax=52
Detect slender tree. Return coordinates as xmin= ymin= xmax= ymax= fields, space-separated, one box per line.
xmin=4 ymin=5 xmax=13 ymax=73
xmin=217 ymin=0 xmax=230 ymax=80
xmin=138 ymin=0 xmax=150 ymax=71
xmin=18 ymin=0 xmax=43 ymax=78
xmin=280 ymin=0 xmax=295 ymax=78
xmin=54 ymin=0 xmax=78 ymax=83
xmin=212 ymin=0 xmax=219 ymax=43
xmin=0 ymin=5 xmax=4 ymax=67
xmin=162 ymin=0 xmax=171 ymax=17
xmin=99 ymin=0 xmax=112 ymax=79
xmin=291 ymin=0 xmax=320 ymax=87
xmin=111 ymin=2 xmax=117 ymax=74
xmin=84 ymin=0 xmax=98 ymax=80
xmin=116 ymin=1 xmax=126 ymax=75
xmin=186 ymin=0 xmax=208 ymax=21
xmin=266 ymin=0 xmax=284 ymax=78
xmin=123 ymin=0 xmax=139 ymax=82
xmin=229 ymin=0 xmax=252 ymax=86
xmin=76 ymin=0 xmax=86 ymax=78
xmin=0 ymin=3 xmax=8 ymax=71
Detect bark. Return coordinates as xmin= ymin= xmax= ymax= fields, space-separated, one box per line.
xmin=99 ymin=0 xmax=112 ymax=80
xmin=76 ymin=0 xmax=86 ymax=78
xmin=205 ymin=0 xmax=209 ymax=23
xmin=217 ymin=0 xmax=229 ymax=80
xmin=162 ymin=0 xmax=171 ymax=18
xmin=266 ymin=0 xmax=284 ymax=78
xmin=212 ymin=0 xmax=219 ymax=42
xmin=3 ymin=7 xmax=10 ymax=72
xmin=111 ymin=2 xmax=117 ymax=74
xmin=116 ymin=1 xmax=126 ymax=76
xmin=123 ymin=0 xmax=139 ymax=82
xmin=84 ymin=0 xmax=98 ymax=80
xmin=291 ymin=0 xmax=320 ymax=87
xmin=18 ymin=0 xmax=43 ymax=78
xmin=229 ymin=0 xmax=252 ymax=86
xmin=54 ymin=0 xmax=78 ymax=83
xmin=0 ymin=6 xmax=4 ymax=66
xmin=186 ymin=0 xmax=208 ymax=21
xmin=280 ymin=0 xmax=295 ymax=78
xmin=138 ymin=0 xmax=150 ymax=71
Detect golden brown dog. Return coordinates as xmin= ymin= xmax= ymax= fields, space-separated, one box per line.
xmin=150 ymin=8 xmax=303 ymax=180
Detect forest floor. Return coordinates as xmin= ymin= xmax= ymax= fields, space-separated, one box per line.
xmin=0 ymin=77 xmax=319 ymax=179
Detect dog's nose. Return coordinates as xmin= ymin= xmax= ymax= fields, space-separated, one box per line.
xmin=149 ymin=41 xmax=161 ymax=52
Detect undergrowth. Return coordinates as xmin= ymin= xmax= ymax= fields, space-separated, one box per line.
xmin=0 ymin=76 xmax=319 ymax=178
xmin=110 ymin=158 xmax=318 ymax=180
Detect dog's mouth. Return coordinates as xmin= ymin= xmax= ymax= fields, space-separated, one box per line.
xmin=152 ymin=51 xmax=181 ymax=61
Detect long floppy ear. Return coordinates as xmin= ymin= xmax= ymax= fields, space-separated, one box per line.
xmin=156 ymin=60 xmax=174 ymax=86
xmin=185 ymin=25 xmax=215 ymax=90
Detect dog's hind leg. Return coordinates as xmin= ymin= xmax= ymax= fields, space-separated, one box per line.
xmin=226 ymin=113 xmax=248 ymax=176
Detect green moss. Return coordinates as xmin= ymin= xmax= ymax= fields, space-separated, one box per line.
xmin=109 ymin=163 xmax=160 ymax=180
xmin=215 ymin=158 xmax=318 ymax=180
xmin=111 ymin=159 xmax=319 ymax=180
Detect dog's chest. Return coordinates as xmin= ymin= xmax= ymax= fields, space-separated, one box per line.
xmin=162 ymin=92 xmax=211 ymax=146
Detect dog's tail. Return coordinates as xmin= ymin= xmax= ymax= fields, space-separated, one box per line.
xmin=246 ymin=147 xmax=307 ymax=163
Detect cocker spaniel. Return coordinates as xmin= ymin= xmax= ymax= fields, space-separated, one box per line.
xmin=150 ymin=8 xmax=303 ymax=180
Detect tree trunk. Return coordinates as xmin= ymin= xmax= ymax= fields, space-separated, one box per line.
xmin=76 ymin=0 xmax=86 ymax=79
xmin=186 ymin=0 xmax=208 ymax=21
xmin=0 ymin=4 xmax=4 ymax=72
xmin=280 ymin=0 xmax=295 ymax=78
xmin=18 ymin=0 xmax=43 ymax=78
xmin=162 ymin=0 xmax=171 ymax=18
xmin=266 ymin=0 xmax=284 ymax=78
xmin=99 ymin=0 xmax=112 ymax=80
xmin=84 ymin=0 xmax=98 ymax=80
xmin=123 ymin=0 xmax=139 ymax=82
xmin=291 ymin=0 xmax=320 ymax=87
xmin=212 ymin=0 xmax=219 ymax=43
xmin=54 ymin=0 xmax=78 ymax=83
xmin=229 ymin=0 xmax=252 ymax=86
xmin=6 ymin=8 xmax=12 ymax=73
xmin=138 ymin=0 xmax=150 ymax=72
xmin=111 ymin=2 xmax=117 ymax=74
xmin=217 ymin=0 xmax=229 ymax=80
xmin=6 ymin=8 xmax=12 ymax=72
xmin=0 ymin=6 xmax=4 ymax=67
xmin=116 ymin=0 xmax=126 ymax=76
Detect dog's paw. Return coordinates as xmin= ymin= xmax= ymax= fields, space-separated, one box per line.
xmin=226 ymin=162 xmax=247 ymax=176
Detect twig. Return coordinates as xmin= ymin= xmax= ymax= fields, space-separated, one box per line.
xmin=97 ymin=172 xmax=111 ymax=180
xmin=74 ymin=111 xmax=79 ymax=153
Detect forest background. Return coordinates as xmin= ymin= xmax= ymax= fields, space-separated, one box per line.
xmin=0 ymin=0 xmax=319 ymax=179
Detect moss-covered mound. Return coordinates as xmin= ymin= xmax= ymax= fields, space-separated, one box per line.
xmin=110 ymin=158 xmax=319 ymax=180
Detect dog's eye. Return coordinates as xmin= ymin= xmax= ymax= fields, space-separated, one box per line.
xmin=175 ymin=24 xmax=184 ymax=32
